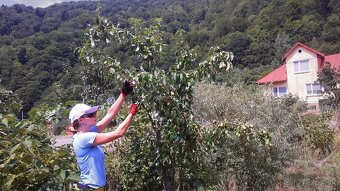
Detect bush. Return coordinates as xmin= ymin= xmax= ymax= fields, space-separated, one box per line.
xmin=199 ymin=122 xmax=276 ymax=191
xmin=193 ymin=82 xmax=306 ymax=190
xmin=301 ymin=113 xmax=334 ymax=156
xmin=0 ymin=114 xmax=78 ymax=190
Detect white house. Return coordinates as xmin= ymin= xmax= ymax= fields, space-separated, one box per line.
xmin=257 ymin=42 xmax=340 ymax=111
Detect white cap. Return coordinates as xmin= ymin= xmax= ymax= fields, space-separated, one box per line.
xmin=69 ymin=103 xmax=99 ymax=123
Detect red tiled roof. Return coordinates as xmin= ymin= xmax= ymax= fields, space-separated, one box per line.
xmin=256 ymin=64 xmax=287 ymax=84
xmin=325 ymin=53 xmax=340 ymax=70
xmin=282 ymin=42 xmax=325 ymax=61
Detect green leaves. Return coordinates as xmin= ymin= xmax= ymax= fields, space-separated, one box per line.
xmin=123 ymin=20 xmax=234 ymax=190
xmin=78 ymin=16 xmax=234 ymax=190
xmin=0 ymin=114 xmax=78 ymax=190
xmin=0 ymin=86 xmax=22 ymax=117
xmin=200 ymin=122 xmax=276 ymax=190
xmin=192 ymin=82 xmax=310 ymax=190
xmin=129 ymin=18 xmax=164 ymax=71
xmin=318 ymin=62 xmax=340 ymax=110
xmin=77 ymin=15 xmax=127 ymax=101
xmin=302 ymin=113 xmax=334 ymax=156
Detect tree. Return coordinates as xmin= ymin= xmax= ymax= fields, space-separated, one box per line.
xmin=0 ymin=86 xmax=22 ymax=117
xmin=78 ymin=15 xmax=233 ymax=190
xmin=17 ymin=47 xmax=28 ymax=64
xmin=272 ymin=33 xmax=292 ymax=67
xmin=223 ymin=32 xmax=251 ymax=67
xmin=318 ymin=62 xmax=340 ymax=110
xmin=301 ymin=113 xmax=334 ymax=156
xmin=76 ymin=13 xmax=123 ymax=102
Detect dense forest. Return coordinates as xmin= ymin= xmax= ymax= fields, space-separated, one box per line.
xmin=0 ymin=0 xmax=339 ymax=116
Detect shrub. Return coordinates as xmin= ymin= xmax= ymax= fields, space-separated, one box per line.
xmin=0 ymin=114 xmax=79 ymax=190
xmin=200 ymin=122 xmax=276 ymax=191
xmin=301 ymin=113 xmax=334 ymax=156
xmin=193 ymin=82 xmax=306 ymax=190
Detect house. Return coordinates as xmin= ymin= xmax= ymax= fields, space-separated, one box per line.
xmin=257 ymin=42 xmax=340 ymax=111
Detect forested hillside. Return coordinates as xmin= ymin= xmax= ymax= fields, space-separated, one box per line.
xmin=0 ymin=0 xmax=339 ymax=116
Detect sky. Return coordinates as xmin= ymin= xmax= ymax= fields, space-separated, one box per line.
xmin=0 ymin=0 xmax=87 ymax=8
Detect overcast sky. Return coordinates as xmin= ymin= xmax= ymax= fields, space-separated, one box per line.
xmin=0 ymin=0 xmax=88 ymax=8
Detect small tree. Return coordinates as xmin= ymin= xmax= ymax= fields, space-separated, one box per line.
xmin=318 ymin=62 xmax=340 ymax=110
xmin=301 ymin=113 xmax=334 ymax=156
xmin=78 ymin=16 xmax=233 ymax=190
xmin=77 ymin=12 xmax=125 ymax=102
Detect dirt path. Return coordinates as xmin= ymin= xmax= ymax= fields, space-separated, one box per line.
xmin=53 ymin=135 xmax=117 ymax=152
xmin=53 ymin=135 xmax=73 ymax=147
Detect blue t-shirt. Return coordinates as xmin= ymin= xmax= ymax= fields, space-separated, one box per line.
xmin=73 ymin=126 xmax=106 ymax=188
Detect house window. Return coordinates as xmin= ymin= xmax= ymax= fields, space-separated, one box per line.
xmin=294 ymin=59 xmax=309 ymax=73
xmin=308 ymin=105 xmax=317 ymax=111
xmin=273 ymin=87 xmax=287 ymax=97
xmin=306 ymin=83 xmax=323 ymax=95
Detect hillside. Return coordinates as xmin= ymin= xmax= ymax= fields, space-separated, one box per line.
xmin=0 ymin=0 xmax=339 ymax=115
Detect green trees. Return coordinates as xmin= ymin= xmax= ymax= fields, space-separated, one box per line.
xmin=1 ymin=0 xmax=339 ymax=115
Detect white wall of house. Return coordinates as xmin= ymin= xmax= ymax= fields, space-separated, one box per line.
xmin=285 ymin=46 xmax=323 ymax=105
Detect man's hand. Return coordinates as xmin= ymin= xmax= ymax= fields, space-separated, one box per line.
xmin=121 ymin=80 xmax=133 ymax=96
xmin=129 ymin=103 xmax=138 ymax=115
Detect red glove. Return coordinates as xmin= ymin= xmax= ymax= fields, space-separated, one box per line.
xmin=129 ymin=103 xmax=138 ymax=115
xmin=121 ymin=80 xmax=133 ymax=96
